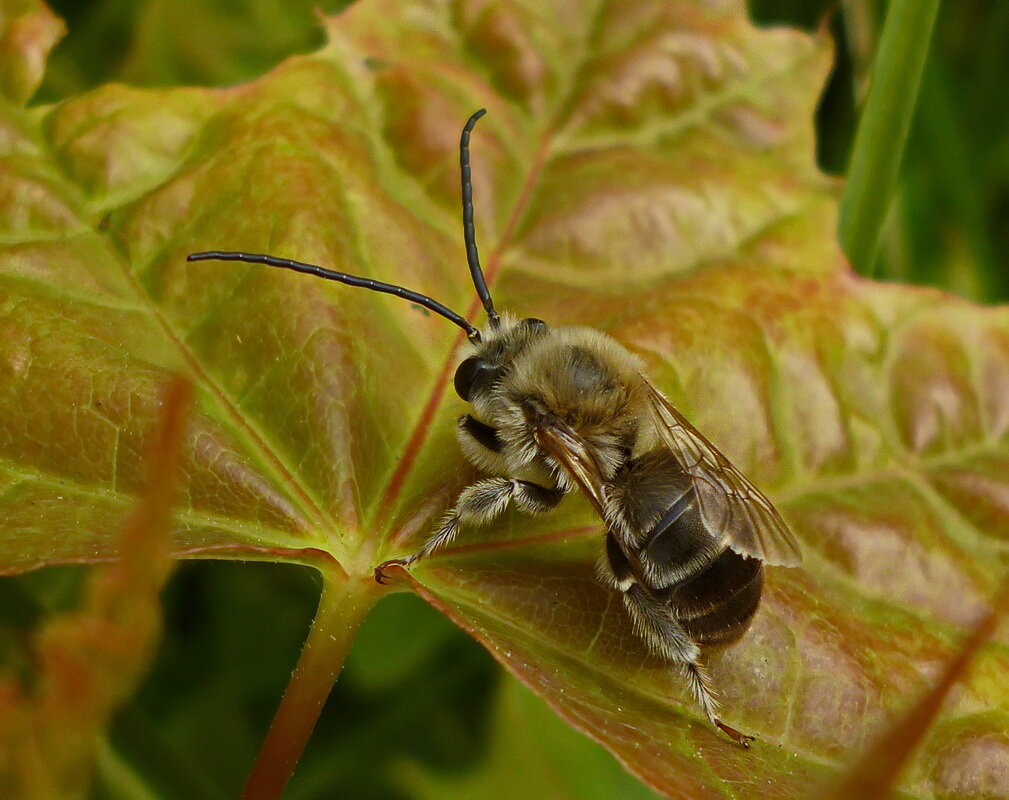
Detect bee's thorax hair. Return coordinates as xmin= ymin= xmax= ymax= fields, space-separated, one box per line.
xmin=461 ymin=318 xmax=658 ymax=480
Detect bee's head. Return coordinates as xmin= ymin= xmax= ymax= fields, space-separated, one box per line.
xmin=453 ymin=315 xmax=548 ymax=403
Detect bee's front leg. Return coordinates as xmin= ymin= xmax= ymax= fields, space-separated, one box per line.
xmin=375 ymin=477 xmax=562 ymax=583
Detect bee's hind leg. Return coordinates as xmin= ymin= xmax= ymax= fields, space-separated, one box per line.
xmin=375 ymin=477 xmax=561 ymax=583
xmin=620 ymin=582 xmax=753 ymax=748
xmin=684 ymin=659 xmax=754 ymax=748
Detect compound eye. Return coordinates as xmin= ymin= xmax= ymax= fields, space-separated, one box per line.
xmin=454 ymin=356 xmax=501 ymax=402
xmin=521 ymin=317 xmax=547 ymax=333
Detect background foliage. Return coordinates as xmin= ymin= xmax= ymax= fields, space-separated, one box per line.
xmin=1 ymin=0 xmax=1007 ymax=798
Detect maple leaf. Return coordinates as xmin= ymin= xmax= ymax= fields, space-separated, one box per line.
xmin=1 ymin=1 xmax=1006 ymax=797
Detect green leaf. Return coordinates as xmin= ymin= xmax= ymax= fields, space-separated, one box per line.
xmin=1 ymin=0 xmax=834 ymax=574
xmin=2 ymin=1 xmax=1008 ymax=797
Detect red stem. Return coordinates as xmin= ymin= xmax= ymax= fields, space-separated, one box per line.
xmin=240 ymin=573 xmax=380 ymax=800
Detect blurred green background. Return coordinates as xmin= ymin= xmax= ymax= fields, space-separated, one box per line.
xmin=5 ymin=0 xmax=1008 ymax=798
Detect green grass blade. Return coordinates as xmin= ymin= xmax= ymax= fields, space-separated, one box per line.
xmin=839 ymin=0 xmax=942 ymax=275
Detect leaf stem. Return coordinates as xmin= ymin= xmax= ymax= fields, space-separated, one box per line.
xmin=239 ymin=572 xmax=381 ymax=800
xmin=838 ymin=0 xmax=941 ymax=275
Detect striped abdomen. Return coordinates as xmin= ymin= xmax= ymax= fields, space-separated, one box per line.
xmin=606 ymin=449 xmax=764 ymax=647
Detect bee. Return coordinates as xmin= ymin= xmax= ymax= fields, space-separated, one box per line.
xmin=188 ymin=109 xmax=802 ymax=746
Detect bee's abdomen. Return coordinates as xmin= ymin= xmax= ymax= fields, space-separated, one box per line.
xmin=609 ymin=450 xmax=765 ymax=647
xmin=666 ymin=549 xmax=762 ymax=646
xmin=642 ymin=493 xmax=763 ymax=646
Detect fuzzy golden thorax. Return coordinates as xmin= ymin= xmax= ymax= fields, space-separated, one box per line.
xmin=458 ymin=315 xmax=652 ymax=482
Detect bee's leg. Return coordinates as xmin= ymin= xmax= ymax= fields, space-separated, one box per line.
xmin=457 ymin=414 xmax=505 ymax=464
xmin=375 ymin=477 xmax=562 ymax=582
xmin=620 ymin=576 xmax=753 ymax=748
xmin=621 ymin=582 xmax=700 ymax=663
xmin=682 ymin=660 xmax=754 ymax=748
xmin=599 ymin=533 xmax=696 ymax=659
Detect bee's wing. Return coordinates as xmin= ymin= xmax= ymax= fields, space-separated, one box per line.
xmin=533 ymin=420 xmax=609 ymax=519
xmin=642 ymin=379 xmax=802 ymax=567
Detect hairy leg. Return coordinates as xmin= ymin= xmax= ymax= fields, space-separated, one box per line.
xmin=622 ymin=584 xmax=753 ymax=747
xmin=375 ymin=477 xmax=561 ymax=582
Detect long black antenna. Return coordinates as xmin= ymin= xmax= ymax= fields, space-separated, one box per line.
xmin=186 ymin=251 xmax=480 ymax=340
xmin=460 ymin=109 xmax=499 ymax=327
xmin=187 ymin=111 xmax=499 ymax=342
